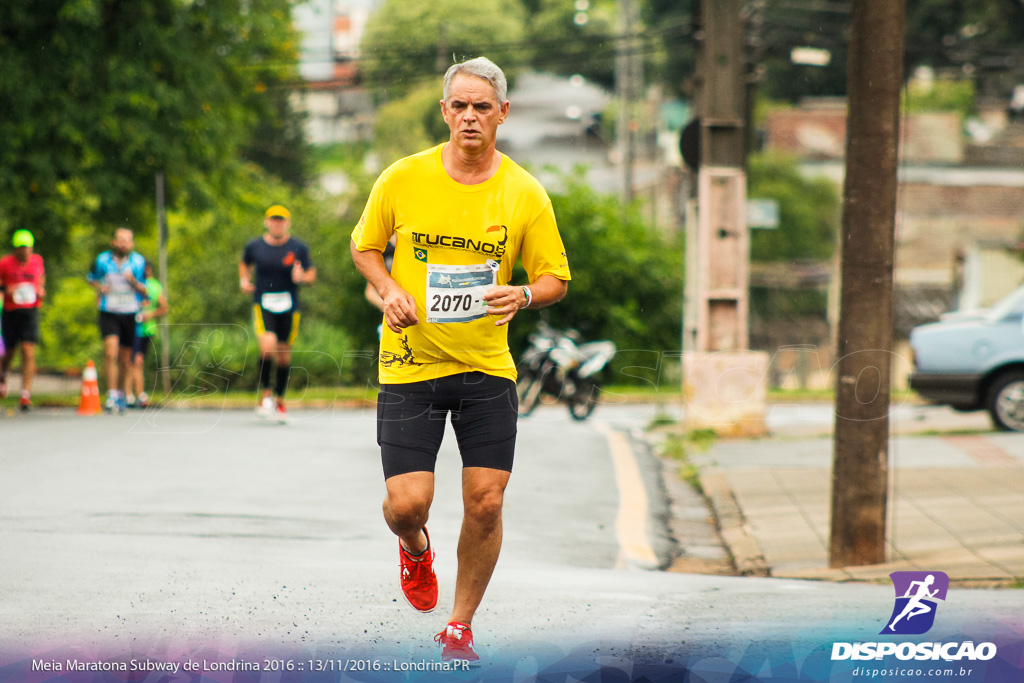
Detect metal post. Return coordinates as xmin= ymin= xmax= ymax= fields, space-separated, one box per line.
xmin=156 ymin=172 xmax=171 ymax=394
xmin=616 ymin=0 xmax=637 ymax=204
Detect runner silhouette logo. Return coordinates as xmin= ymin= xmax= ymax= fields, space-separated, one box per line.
xmin=881 ymin=571 xmax=949 ymax=635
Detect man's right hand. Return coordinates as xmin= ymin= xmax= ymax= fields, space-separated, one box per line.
xmin=381 ymin=285 xmax=419 ymax=333
xmin=240 ymin=280 xmax=255 ymax=293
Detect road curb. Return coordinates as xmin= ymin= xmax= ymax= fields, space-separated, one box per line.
xmin=699 ymin=472 xmax=771 ymax=577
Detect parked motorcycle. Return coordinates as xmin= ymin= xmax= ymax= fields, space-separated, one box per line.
xmin=515 ymin=322 xmax=617 ymax=421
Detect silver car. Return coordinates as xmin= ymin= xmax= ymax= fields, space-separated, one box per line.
xmin=909 ymin=284 xmax=1024 ymax=431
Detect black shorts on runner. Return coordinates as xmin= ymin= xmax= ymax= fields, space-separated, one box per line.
xmin=133 ymin=334 xmax=152 ymax=358
xmin=376 ymin=371 xmax=518 ymax=479
xmin=253 ymin=305 xmax=300 ymax=344
xmin=1 ymin=308 xmax=40 ymax=347
xmin=98 ymin=311 xmax=137 ymax=349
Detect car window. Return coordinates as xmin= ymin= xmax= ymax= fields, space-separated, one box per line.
xmin=987 ymin=285 xmax=1024 ymax=323
xmin=1001 ymin=311 xmax=1024 ymax=324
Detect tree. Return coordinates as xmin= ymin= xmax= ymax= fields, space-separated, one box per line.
xmin=644 ymin=0 xmax=697 ymax=100
xmin=524 ymin=0 xmax=619 ymax=90
xmin=758 ymin=0 xmax=1024 ymax=103
xmin=746 ymin=151 xmax=839 ymax=324
xmin=0 ymin=0 xmax=308 ymax=257
xmin=519 ymin=0 xmax=695 ymax=99
xmin=507 ymin=170 xmax=683 ymax=382
xmin=747 ymin=152 xmax=838 ymax=263
xmin=359 ymin=0 xmax=528 ymax=103
xmin=904 ymin=0 xmax=1024 ymax=77
xmin=373 ymin=84 xmax=452 ymax=168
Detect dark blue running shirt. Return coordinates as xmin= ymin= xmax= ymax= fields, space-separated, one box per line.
xmin=242 ymin=236 xmax=313 ymax=310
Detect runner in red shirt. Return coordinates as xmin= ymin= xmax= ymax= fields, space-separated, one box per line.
xmin=0 ymin=230 xmax=46 ymax=410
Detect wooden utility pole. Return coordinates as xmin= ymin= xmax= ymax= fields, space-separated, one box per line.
xmin=829 ymin=0 xmax=905 ymax=568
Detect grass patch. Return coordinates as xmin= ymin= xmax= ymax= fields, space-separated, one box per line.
xmin=150 ymin=385 xmax=380 ymax=408
xmin=909 ymin=428 xmax=993 ymax=437
xmin=647 ymin=409 xmax=677 ymax=429
xmin=766 ymin=387 xmax=918 ymax=403
xmin=0 ymin=393 xmax=79 ymax=410
xmin=598 ymin=385 xmax=917 ymax=406
xmin=1 ymin=385 xmax=379 ymax=412
xmin=659 ymin=429 xmax=719 ymax=494
xmin=677 ymin=462 xmax=702 ymax=493
xmin=687 ymin=428 xmax=718 ymax=451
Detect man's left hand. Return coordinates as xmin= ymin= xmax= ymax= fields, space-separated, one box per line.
xmin=483 ymin=286 xmax=527 ymax=327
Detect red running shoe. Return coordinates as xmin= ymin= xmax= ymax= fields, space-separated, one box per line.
xmin=435 ymin=621 xmax=479 ymax=662
xmin=399 ymin=528 xmax=438 ymax=612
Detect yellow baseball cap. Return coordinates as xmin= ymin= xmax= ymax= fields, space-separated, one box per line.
xmin=265 ymin=205 xmax=291 ymax=220
xmin=12 ymin=230 xmax=34 ymax=248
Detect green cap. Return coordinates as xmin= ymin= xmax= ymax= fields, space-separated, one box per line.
xmin=12 ymin=230 xmax=34 ymax=248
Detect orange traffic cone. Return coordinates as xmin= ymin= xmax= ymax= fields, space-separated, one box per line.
xmin=77 ymin=360 xmax=102 ymax=415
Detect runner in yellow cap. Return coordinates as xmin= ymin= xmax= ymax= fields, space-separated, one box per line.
xmin=239 ymin=205 xmax=315 ymax=423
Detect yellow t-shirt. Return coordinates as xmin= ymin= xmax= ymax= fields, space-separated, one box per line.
xmin=352 ymin=143 xmax=571 ymax=384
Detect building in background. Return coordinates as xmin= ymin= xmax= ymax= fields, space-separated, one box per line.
xmin=757 ymin=86 xmax=1024 ymax=390
xmin=766 ymin=96 xmax=1024 ymax=312
xmin=291 ymin=0 xmax=378 ymax=146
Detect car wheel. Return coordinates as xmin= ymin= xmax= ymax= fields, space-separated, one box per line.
xmin=985 ymin=371 xmax=1024 ymax=431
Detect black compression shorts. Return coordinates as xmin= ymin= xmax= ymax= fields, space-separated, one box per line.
xmin=1 ymin=308 xmax=40 ymax=347
xmin=376 ymin=372 xmax=518 ymax=479
xmin=253 ymin=305 xmax=300 ymax=344
xmin=133 ymin=334 xmax=152 ymax=358
xmin=99 ymin=311 xmax=137 ymax=349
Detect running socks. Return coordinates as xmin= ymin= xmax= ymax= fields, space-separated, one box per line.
xmin=274 ymin=364 xmax=290 ymax=398
xmin=258 ymin=356 xmax=273 ymax=389
xmin=258 ymin=358 xmax=290 ymax=400
xmin=401 ymin=532 xmax=430 ymax=559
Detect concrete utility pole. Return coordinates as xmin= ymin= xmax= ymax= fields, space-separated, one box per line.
xmin=693 ymin=0 xmax=747 ymax=353
xmin=829 ymin=0 xmax=906 ymax=568
xmin=683 ymin=0 xmax=767 ymax=437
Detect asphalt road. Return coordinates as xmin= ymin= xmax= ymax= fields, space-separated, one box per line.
xmin=1 ymin=405 xmax=1021 ymax=681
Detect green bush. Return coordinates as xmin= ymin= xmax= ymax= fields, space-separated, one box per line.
xmin=156 ymin=318 xmax=369 ymax=396
xmin=374 ymin=84 xmax=451 ymax=168
xmin=37 ymin=277 xmax=103 ymax=371
xmin=508 ymin=170 xmax=684 ymax=386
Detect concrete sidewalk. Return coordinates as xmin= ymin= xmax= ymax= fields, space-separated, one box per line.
xmin=690 ymin=404 xmax=1024 ymax=584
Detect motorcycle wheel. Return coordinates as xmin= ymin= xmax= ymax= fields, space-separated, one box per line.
xmin=516 ymin=370 xmax=544 ymax=417
xmin=568 ymin=378 xmax=599 ymax=421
